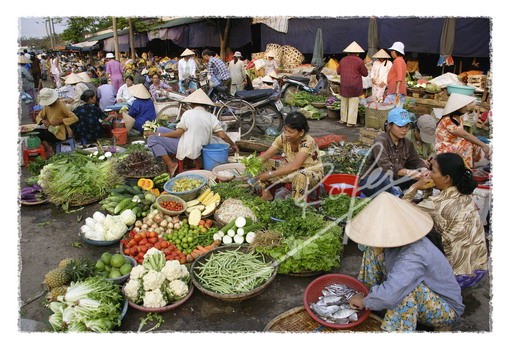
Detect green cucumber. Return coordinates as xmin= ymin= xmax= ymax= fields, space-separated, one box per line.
xmin=243 ymin=223 xmax=264 ymax=233
xmin=114 ymin=198 xmax=133 ymax=214
xmin=220 ymin=218 xmax=239 ymax=234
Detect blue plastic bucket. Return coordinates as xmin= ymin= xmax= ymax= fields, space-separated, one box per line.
xmin=202 ymin=144 xmax=229 ymax=170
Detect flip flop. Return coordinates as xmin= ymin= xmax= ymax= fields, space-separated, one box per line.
xmin=346 ymin=124 xmax=355 ymax=127
xmin=337 ymin=120 xmax=346 ymax=124
xmin=169 ymin=164 xmax=178 ymax=178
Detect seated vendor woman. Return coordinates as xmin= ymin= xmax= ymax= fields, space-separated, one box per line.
xmin=254 ymin=112 xmax=324 ymax=202
xmin=122 ymin=84 xmax=156 ymax=135
xmin=402 ymin=152 xmax=488 ymax=289
xmin=359 ymin=107 xmax=428 ymax=198
xmin=345 ymin=192 xmax=464 ymax=332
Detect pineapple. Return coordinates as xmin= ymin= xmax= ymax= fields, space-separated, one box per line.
xmin=58 ymin=258 xmax=75 ymax=268
xmin=44 ymin=267 xmax=69 ymax=289
xmin=43 ymin=259 xmax=95 ymax=289
xmin=47 ymin=286 xmax=68 ymax=302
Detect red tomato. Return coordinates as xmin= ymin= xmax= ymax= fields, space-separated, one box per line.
xmin=148 ymin=231 xmax=157 ymax=238
xmin=134 ymin=234 xmax=142 ymax=242
xmin=140 ymin=232 xmax=147 ymax=239
xmin=154 ymin=242 xmax=162 ymax=250
xmin=140 ymin=245 xmax=148 ymax=253
xmin=139 ymin=238 xmax=148 ymax=245
xmin=148 ymin=237 xmax=158 ymax=244
xmin=124 ymin=248 xmax=130 ymax=255
xmin=161 ymin=241 xmax=169 ymax=249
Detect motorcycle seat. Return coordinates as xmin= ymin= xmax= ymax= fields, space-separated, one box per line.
xmin=285 ymin=76 xmax=310 ymax=85
xmin=235 ymin=89 xmax=273 ymax=102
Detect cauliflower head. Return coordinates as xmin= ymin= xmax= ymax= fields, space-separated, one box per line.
xmin=119 ymin=209 xmax=136 ymax=227
xmin=161 ymin=260 xmax=182 ymax=281
xmin=142 ymin=270 xmax=166 ymax=291
xmin=143 ymin=289 xmax=166 ymax=308
xmin=130 ymin=265 xmax=147 ymax=280
xmin=104 ymin=221 xmax=128 ymax=240
xmin=124 ymin=279 xmax=141 ymax=303
xmin=167 ymin=279 xmax=189 ymax=301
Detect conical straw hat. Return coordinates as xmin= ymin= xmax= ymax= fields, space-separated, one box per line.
xmin=180 ymin=48 xmax=195 ymax=57
xmin=261 ymin=75 xmax=274 ymax=83
xmin=128 ymin=84 xmax=151 ymax=99
xmin=182 ymin=88 xmax=216 ymax=106
xmin=64 ymin=73 xmax=83 ymax=85
xmin=343 ymin=41 xmax=365 ymax=53
xmin=77 ymin=72 xmax=91 ymax=83
xmin=442 ymin=93 xmax=476 ymax=116
xmin=345 ymin=192 xmax=433 ymax=248
xmin=18 ymin=55 xmax=32 ymax=64
xmin=372 ymin=49 xmax=390 ymax=59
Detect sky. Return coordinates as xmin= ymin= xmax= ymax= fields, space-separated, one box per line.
xmin=18 ymin=17 xmax=67 ymax=39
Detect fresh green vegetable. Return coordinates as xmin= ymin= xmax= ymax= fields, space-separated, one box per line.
xmin=240 ymin=152 xmax=264 ymax=177
xmin=143 ymin=248 xmax=167 ymax=271
xmin=27 ymin=156 xmax=48 ymax=176
xmin=321 ymin=142 xmax=367 ymax=175
xmin=298 ymin=105 xmax=323 ymax=120
xmin=321 ymin=194 xmax=371 ymax=221
xmin=269 ymin=198 xmax=317 ymax=221
xmin=137 ymin=313 xmax=165 ymax=333
xmin=47 ymin=276 xmax=124 ymax=332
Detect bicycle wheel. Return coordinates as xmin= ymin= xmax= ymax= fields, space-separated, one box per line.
xmin=255 ymin=104 xmax=284 ymax=133
xmin=156 ymin=102 xmax=189 ymax=123
xmin=217 ymin=99 xmax=256 ymax=137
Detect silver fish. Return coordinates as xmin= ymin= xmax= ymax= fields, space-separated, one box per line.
xmin=320 ymin=295 xmax=343 ymax=306
xmin=332 ymin=308 xmax=357 ymax=319
xmin=310 ymin=304 xmax=341 ymax=318
xmin=348 ymin=312 xmax=358 ymax=322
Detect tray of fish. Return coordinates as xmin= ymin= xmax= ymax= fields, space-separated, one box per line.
xmin=304 ymin=274 xmax=371 ymax=329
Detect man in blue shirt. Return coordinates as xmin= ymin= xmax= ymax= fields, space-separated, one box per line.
xmin=202 ymin=49 xmax=231 ymax=94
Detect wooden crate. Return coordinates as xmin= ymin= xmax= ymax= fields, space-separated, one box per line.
xmin=467 ymin=75 xmax=486 ymax=89
xmin=359 ymin=128 xmax=383 ymax=145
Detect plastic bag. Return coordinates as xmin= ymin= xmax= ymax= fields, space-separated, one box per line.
xmin=20 ymin=91 xmax=33 ymax=105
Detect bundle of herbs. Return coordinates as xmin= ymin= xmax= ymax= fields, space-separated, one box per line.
xmin=269 ymin=197 xmax=317 ymax=221
xmin=321 ymin=194 xmax=371 ymax=222
xmin=116 ymin=150 xmax=165 ymax=177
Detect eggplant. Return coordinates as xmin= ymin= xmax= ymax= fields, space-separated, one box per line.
xmin=21 ymin=192 xmax=39 ymax=200
xmin=21 ymin=187 xmax=40 ymax=196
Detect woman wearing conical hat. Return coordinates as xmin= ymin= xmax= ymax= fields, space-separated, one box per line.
xmin=345 ymin=192 xmax=464 ymax=332
xmin=145 ymin=89 xmax=239 ymax=176
xmin=337 ymin=41 xmax=368 ymax=127
xmin=123 ymin=84 xmax=156 ymax=134
xmin=370 ymin=49 xmax=393 ymax=102
xmin=178 ymin=48 xmax=197 ymax=95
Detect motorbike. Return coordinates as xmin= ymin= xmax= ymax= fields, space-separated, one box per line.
xmin=280 ymin=65 xmax=329 ymax=104
xmin=234 ymin=89 xmax=285 ymax=135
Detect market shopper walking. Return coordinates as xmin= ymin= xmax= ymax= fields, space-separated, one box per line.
xmin=50 ymin=53 xmax=63 ymax=88
xmin=345 ymin=192 xmax=464 ymax=332
xmin=370 ymin=49 xmax=392 ymax=102
xmin=105 ymin=53 xmax=124 ymax=94
xmin=202 ymin=49 xmax=231 ymax=93
xmin=30 ymin=52 xmax=42 ymax=91
xmin=337 ymin=41 xmax=368 ymax=127
xmin=18 ymin=55 xmax=36 ymax=113
xmin=385 ymin=41 xmax=407 ymax=105
xmin=228 ymin=51 xmax=246 ymax=95
xmin=177 ymin=48 xmax=197 ymax=95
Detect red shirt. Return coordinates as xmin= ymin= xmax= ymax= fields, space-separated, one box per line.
xmin=337 ymin=55 xmax=368 ymax=97
xmin=386 ymin=56 xmax=407 ymax=96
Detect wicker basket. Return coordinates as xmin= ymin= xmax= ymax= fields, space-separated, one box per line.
xmin=364 ymin=103 xmax=394 ymax=130
xmin=264 ymin=306 xmax=383 ymax=332
xmin=281 ymin=45 xmax=305 ymax=69
xmin=265 ymin=43 xmax=283 ymax=62
xmin=251 ymin=52 xmax=265 ymax=61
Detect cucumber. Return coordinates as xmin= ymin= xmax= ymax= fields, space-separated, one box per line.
xmin=132 ymin=206 xmax=142 ymax=217
xmin=125 ymin=186 xmax=142 ymax=196
xmin=243 ymin=223 xmax=264 ymax=233
xmin=219 ymin=217 xmax=239 ymax=234
xmin=114 ymin=198 xmax=133 ymax=214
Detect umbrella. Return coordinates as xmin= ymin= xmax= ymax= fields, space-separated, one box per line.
xmin=438 ymin=17 xmax=456 ymax=67
xmin=311 ymin=28 xmax=324 ymax=67
xmin=367 ymin=16 xmax=378 ymax=59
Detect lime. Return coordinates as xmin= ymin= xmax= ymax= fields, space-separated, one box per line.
xmin=119 ymin=263 xmax=132 ymax=275
xmin=101 ymin=252 xmax=112 ymax=265
xmin=109 ymin=268 xmax=122 ymax=279
xmin=104 ymin=265 xmax=111 ymax=272
xmin=110 ymin=254 xmax=126 ymax=268
xmin=187 ymin=237 xmax=193 ymax=243
xmin=95 ymin=260 xmax=105 ymax=271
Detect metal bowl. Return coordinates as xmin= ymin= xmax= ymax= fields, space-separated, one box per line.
xmin=105 ymin=255 xmax=138 ymax=284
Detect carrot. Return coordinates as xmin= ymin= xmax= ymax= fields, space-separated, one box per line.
xmin=191 ymin=251 xmax=201 ymax=260
xmin=196 ymin=245 xmax=209 ymax=254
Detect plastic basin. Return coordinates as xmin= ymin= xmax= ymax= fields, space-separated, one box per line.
xmin=322 ymin=174 xmax=360 ymax=197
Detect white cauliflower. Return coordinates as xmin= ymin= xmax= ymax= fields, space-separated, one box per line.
xmin=144 ymin=247 xmax=162 ymax=258
xmin=142 ymin=270 xmax=166 ymax=291
xmin=161 ymin=260 xmax=183 ymax=281
xmin=130 ymin=265 xmax=147 ymax=280
xmin=124 ymin=279 xmax=141 ymax=303
xmin=143 ymin=289 xmax=166 ymax=308
xmin=104 ymin=221 xmax=128 ymax=240
xmin=119 ymin=209 xmax=136 ymax=227
xmin=167 ymin=279 xmax=189 ymax=301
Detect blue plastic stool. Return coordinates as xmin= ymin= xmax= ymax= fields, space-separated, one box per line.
xmin=55 ymin=138 xmax=76 ymax=153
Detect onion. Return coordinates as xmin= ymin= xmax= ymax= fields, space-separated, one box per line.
xmin=147 ymin=213 xmax=155 ymax=220
xmin=166 ymin=228 xmax=173 ymax=234
xmin=146 ymin=219 xmax=154 ymax=227
xmin=141 ymin=224 xmax=149 ymax=230
xmin=133 ymin=227 xmax=141 ymax=233
xmin=134 ymin=220 xmax=143 ymax=228
xmin=150 ymin=223 xmax=158 ymax=230
xmin=167 ymin=222 xmax=174 ymax=229
xmin=173 ymin=222 xmax=181 ymax=230
xmin=160 ymin=219 xmax=168 ymax=227
xmin=152 ymin=209 xmax=160 ymax=216
xmin=153 ymin=214 xmax=164 ymax=224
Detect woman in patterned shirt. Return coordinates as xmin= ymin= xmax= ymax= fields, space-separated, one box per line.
xmin=72 ymin=89 xmax=113 ymax=146
xmin=254 ymin=112 xmax=324 ymax=201
xmin=403 ymin=152 xmax=488 ymax=288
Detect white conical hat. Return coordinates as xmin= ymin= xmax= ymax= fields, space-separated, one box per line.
xmin=442 ymin=93 xmax=477 ymax=116
xmin=343 ymin=41 xmax=365 ymax=53
xmin=268 ymin=71 xmax=280 ymax=79
xmin=128 ymin=84 xmax=151 ymax=99
xmin=77 ymin=72 xmax=91 ymax=83
xmin=261 ymin=75 xmax=274 ymax=83
xmin=345 ymin=192 xmax=433 ymax=248
xmin=372 ymin=49 xmax=391 ymax=59
xmin=64 ymin=73 xmax=83 ymax=85
xmin=180 ymin=48 xmax=195 ymax=57
xmin=182 ymin=88 xmax=216 ymax=106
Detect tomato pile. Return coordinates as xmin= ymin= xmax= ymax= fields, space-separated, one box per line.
xmin=121 ymin=229 xmax=187 ymax=264
xmin=159 ymin=200 xmax=184 ymax=212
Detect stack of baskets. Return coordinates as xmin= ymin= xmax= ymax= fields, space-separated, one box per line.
xmin=265 ymin=43 xmax=284 ymax=62
xmin=281 ymin=45 xmax=305 ymax=69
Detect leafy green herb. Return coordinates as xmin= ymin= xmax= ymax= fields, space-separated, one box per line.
xmin=240 ymin=152 xmax=263 ymax=177
xmin=269 ymin=198 xmax=316 ymax=221
xmin=138 ymin=313 xmax=165 ymax=332
xmin=27 ymin=156 xmax=48 ymax=176
xmin=321 ymin=194 xmax=370 ymax=221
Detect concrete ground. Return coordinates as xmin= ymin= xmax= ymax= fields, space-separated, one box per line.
xmin=14 ymin=88 xmax=493 ymax=346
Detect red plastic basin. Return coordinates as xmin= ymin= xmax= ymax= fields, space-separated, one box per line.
xmin=322 ymin=174 xmax=360 ymax=197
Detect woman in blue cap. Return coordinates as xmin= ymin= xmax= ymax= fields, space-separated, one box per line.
xmin=359 ymin=107 xmax=428 ymax=197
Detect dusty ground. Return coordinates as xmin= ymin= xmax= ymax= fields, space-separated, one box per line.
xmin=12 ymin=89 xmax=496 ymax=349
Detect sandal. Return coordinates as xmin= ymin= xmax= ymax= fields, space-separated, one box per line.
xmin=346 ymin=124 xmax=355 ymax=127
xmin=337 ymin=120 xmax=346 ymax=124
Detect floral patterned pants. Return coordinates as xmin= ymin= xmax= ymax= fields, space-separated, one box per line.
xmin=358 ymin=247 xmax=458 ymax=332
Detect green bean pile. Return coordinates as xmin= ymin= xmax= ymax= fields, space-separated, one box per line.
xmin=193 ymin=248 xmax=275 ymax=294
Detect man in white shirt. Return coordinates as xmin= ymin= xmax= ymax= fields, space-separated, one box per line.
xmin=178 ymin=48 xmax=197 ymax=94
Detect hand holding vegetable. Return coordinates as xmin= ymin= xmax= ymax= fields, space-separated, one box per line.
xmin=241 ymin=153 xmax=264 ymax=177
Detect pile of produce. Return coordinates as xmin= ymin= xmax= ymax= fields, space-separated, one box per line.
xmin=80 ymin=210 xmax=136 ymax=242
xmin=298 ymin=105 xmax=324 ymax=120
xmin=321 ymin=142 xmax=368 ymax=175
xmin=93 ymin=252 xmax=133 ymax=279
xmin=286 ymin=91 xmax=327 ymax=107
xmin=269 ymin=197 xmax=317 ymax=221
xmin=43 ymin=257 xmax=95 ymax=302
xmin=122 ymin=229 xmax=185 ymax=264
xmin=37 ymin=153 xmax=123 ymax=209
xmin=116 ymin=150 xmax=165 ymax=178
xmin=20 ymin=184 xmax=46 ymax=204
xmin=214 ymin=198 xmax=257 ymax=225
xmin=169 ymin=176 xmax=203 ymax=192
xmin=321 ymin=194 xmax=371 ymax=221
xmin=214 ymin=216 xmax=263 ymax=245
xmin=47 ymin=276 xmax=124 ymax=332
xmin=240 ymin=152 xmax=263 ymax=177
xmin=152 ymin=173 xmax=170 ymax=190
xmin=253 ymin=213 xmax=343 ymax=274
xmin=123 ymin=248 xmax=191 ymax=308
xmin=100 ymin=184 xmax=157 ymax=219
xmin=192 ymin=247 xmax=275 ymax=294
xmin=185 ymin=188 xmax=221 ymax=218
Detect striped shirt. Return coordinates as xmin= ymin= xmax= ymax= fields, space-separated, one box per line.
xmin=208 ymin=56 xmax=230 ymax=81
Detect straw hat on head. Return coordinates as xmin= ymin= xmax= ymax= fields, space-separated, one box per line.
xmin=261 ymin=75 xmax=274 ymax=84
xmin=180 ymin=48 xmax=195 ymax=57
xmin=343 ymin=41 xmax=365 ymax=53
xmin=64 ymin=73 xmax=83 ymax=85
xmin=38 ymin=88 xmax=59 ymax=106
xmin=77 ymin=72 xmax=91 ymax=83
xmin=388 ymin=41 xmax=405 ymax=55
xmin=18 ymin=55 xmax=32 ymax=64
xmin=372 ymin=49 xmax=391 ymax=59
xmin=182 ymin=88 xmax=216 ymax=106
xmin=128 ymin=84 xmax=151 ymax=99
xmin=442 ymin=93 xmax=477 ymax=116
xmin=266 ymin=50 xmax=277 ymax=58
xmin=345 ymin=192 xmax=433 ymax=248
